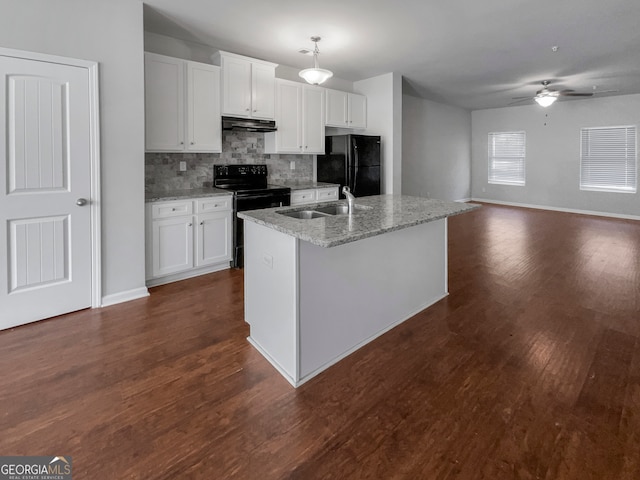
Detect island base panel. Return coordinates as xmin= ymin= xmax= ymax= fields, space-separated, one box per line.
xmin=298 ymin=219 xmax=447 ymax=378
xmin=243 ymin=218 xmax=448 ymax=386
xmin=244 ymin=222 xmax=298 ymax=380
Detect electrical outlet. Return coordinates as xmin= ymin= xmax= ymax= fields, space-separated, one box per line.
xmin=290 ymin=160 xmax=295 ymax=170
xmin=179 ymin=161 xmax=187 ymax=172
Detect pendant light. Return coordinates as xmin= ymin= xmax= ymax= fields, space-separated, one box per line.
xmin=299 ymin=36 xmax=333 ymax=85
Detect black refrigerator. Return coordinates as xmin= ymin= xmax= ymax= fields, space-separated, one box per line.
xmin=317 ymin=135 xmax=381 ymax=198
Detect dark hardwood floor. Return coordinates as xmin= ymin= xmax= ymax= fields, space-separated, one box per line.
xmin=1 ymin=203 xmax=639 ymax=479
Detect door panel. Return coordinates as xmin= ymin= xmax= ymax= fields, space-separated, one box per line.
xmin=352 ymin=165 xmax=381 ymax=197
xmin=144 ymin=53 xmax=184 ymax=151
xmin=302 ymin=86 xmax=324 ymax=154
xmin=352 ymin=135 xmax=381 ymax=167
xmin=274 ymin=81 xmax=302 ymax=153
xmin=0 ymin=55 xmax=93 ymax=330
xmin=9 ymin=215 xmax=68 ymax=292
xmin=196 ymin=212 xmax=231 ymax=267
xmin=187 ymin=62 xmax=221 ymax=152
xmin=8 ymin=75 xmax=67 ymax=192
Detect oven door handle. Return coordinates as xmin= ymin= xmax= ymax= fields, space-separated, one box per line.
xmin=236 ymin=193 xmax=289 ymax=201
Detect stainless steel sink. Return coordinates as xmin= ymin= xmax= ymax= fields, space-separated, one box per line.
xmin=314 ymin=204 xmax=372 ymax=216
xmin=279 ymin=210 xmax=330 ymax=219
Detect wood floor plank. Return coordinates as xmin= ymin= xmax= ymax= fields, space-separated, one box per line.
xmin=1 ymin=203 xmax=639 ymax=478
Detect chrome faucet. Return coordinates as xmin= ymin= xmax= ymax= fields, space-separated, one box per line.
xmin=342 ymin=186 xmax=356 ymax=214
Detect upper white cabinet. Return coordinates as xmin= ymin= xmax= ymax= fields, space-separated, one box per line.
xmin=187 ymin=62 xmax=222 ymax=152
xmin=145 ymin=53 xmax=221 ymax=153
xmin=264 ymin=79 xmax=325 ymax=154
xmin=325 ymin=89 xmax=367 ymax=129
xmin=145 ymin=54 xmax=184 ymax=151
xmin=212 ymin=51 xmax=277 ymax=120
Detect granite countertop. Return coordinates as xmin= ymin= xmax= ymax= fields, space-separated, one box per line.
xmin=270 ymin=180 xmax=340 ymax=191
xmin=145 ymin=187 xmax=232 ymax=203
xmin=238 ymin=194 xmax=480 ymax=248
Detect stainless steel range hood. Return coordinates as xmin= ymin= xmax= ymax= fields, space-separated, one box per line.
xmin=222 ymin=116 xmax=277 ymax=132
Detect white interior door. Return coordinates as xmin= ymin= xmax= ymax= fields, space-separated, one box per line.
xmin=0 ymin=54 xmax=93 ymax=330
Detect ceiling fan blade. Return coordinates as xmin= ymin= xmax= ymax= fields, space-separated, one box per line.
xmin=592 ymin=89 xmax=619 ymax=94
xmin=511 ymin=96 xmax=532 ymax=100
xmin=508 ymin=98 xmax=532 ymax=106
xmin=560 ymin=92 xmax=593 ymax=97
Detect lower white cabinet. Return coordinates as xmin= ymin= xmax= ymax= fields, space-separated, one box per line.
xmin=196 ymin=211 xmax=232 ymax=267
xmin=290 ymin=186 xmax=339 ymax=206
xmin=147 ymin=196 xmax=232 ymax=285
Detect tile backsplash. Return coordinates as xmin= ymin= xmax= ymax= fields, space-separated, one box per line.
xmin=145 ymin=131 xmax=313 ymax=192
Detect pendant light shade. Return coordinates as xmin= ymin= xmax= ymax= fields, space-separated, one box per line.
xmin=299 ymin=36 xmax=333 ymax=85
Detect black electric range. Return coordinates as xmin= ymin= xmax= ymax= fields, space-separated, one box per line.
xmin=213 ymin=165 xmax=290 ymax=267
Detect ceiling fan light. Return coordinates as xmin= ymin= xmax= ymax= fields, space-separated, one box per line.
xmin=299 ymin=67 xmax=333 ymax=85
xmin=534 ymin=95 xmax=557 ymax=107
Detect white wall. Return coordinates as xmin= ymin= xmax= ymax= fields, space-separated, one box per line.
xmin=471 ymin=94 xmax=640 ymax=217
xmin=354 ymin=72 xmax=403 ymax=194
xmin=0 ymin=0 xmax=147 ymax=301
xmin=402 ymin=95 xmax=471 ymax=201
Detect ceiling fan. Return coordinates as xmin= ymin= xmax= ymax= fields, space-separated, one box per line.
xmin=510 ymin=81 xmax=617 ymax=107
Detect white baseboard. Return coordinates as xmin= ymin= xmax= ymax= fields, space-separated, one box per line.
xmin=456 ymin=197 xmax=472 ymax=203
xmin=101 ymin=287 xmax=150 ymax=307
xmin=145 ymin=262 xmax=231 ymax=287
xmin=471 ymin=198 xmax=640 ymax=221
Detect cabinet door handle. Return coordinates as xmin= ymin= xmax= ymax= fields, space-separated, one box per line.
xmin=190 ymin=141 xmax=195 ymax=145
xmin=253 ymin=109 xmax=257 ymax=112
xmin=188 ymin=223 xmax=193 ymax=227
xmin=180 ymin=141 xmax=184 ymax=144
xmin=200 ymin=221 xmax=204 ymax=225
xmin=245 ymin=108 xmax=250 ymax=111
xmin=172 ymin=208 xmax=176 ymax=211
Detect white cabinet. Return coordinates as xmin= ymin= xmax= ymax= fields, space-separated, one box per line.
xmin=187 ymin=62 xmax=222 ymax=152
xmin=145 ymin=54 xmax=184 ymax=151
xmin=291 ymin=189 xmax=317 ymax=205
xmin=316 ymin=186 xmax=339 ymax=202
xmin=290 ymin=186 xmax=339 ymax=206
xmin=145 ymin=53 xmax=221 ymax=153
xmin=151 ymin=214 xmax=194 ymax=277
xmin=325 ymin=89 xmax=367 ymax=129
xmin=264 ymin=79 xmax=325 ymax=154
xmin=212 ymin=51 xmax=277 ymax=120
xmin=147 ymin=196 xmax=233 ymax=285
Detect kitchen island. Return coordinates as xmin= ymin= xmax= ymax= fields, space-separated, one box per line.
xmin=238 ymin=195 xmax=479 ymax=387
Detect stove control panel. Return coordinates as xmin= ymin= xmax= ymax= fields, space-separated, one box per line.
xmin=214 ymin=164 xmax=267 ymax=179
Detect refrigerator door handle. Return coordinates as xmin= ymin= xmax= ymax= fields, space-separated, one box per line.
xmin=352 ymin=137 xmax=359 ymax=192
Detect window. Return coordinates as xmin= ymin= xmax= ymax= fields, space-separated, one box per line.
xmin=488 ymin=131 xmax=525 ymax=185
xmin=580 ymin=125 xmax=637 ymax=193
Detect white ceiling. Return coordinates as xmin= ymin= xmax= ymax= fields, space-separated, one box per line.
xmin=143 ymin=0 xmax=640 ymax=110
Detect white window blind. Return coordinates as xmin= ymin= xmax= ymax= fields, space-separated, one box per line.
xmin=580 ymin=126 xmax=637 ymax=193
xmin=488 ymin=131 xmax=525 ymax=185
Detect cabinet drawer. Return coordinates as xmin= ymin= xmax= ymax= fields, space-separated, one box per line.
xmin=195 ymin=196 xmax=232 ymax=213
xmin=316 ymin=187 xmax=339 ymax=202
xmin=151 ymin=200 xmax=193 ymax=219
xmin=291 ymin=189 xmax=317 ymax=205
